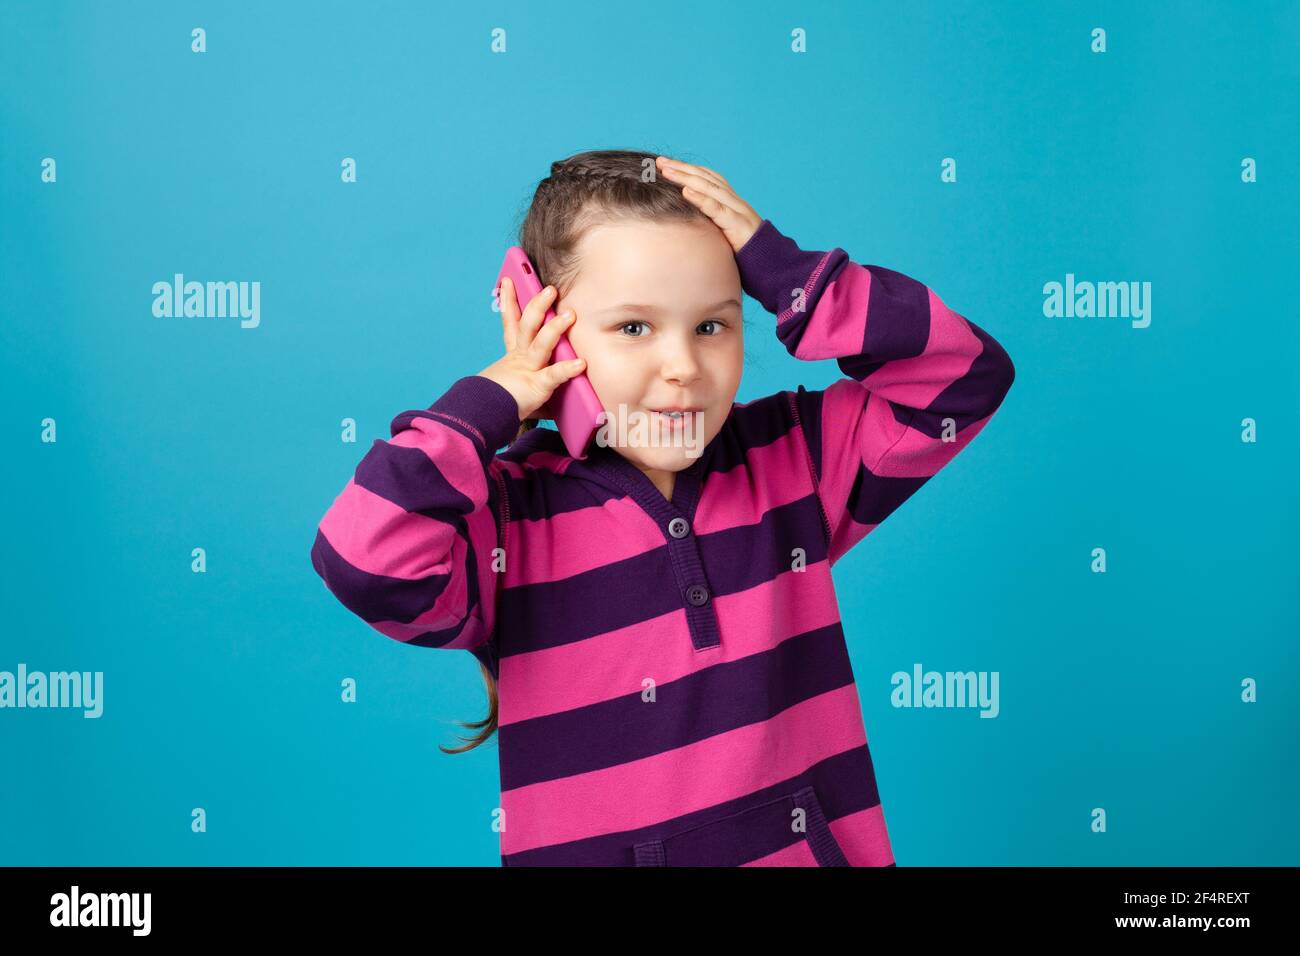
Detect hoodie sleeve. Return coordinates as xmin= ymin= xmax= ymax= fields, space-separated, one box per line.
xmin=735 ymin=219 xmax=1015 ymax=567
xmin=310 ymin=374 xmax=521 ymax=655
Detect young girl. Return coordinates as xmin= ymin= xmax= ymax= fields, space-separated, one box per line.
xmin=311 ymin=149 xmax=1015 ymax=867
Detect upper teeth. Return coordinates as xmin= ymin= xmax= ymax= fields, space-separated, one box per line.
xmin=659 ymin=411 xmax=685 ymax=417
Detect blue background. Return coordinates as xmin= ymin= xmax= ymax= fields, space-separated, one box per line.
xmin=2 ymin=0 xmax=1296 ymax=865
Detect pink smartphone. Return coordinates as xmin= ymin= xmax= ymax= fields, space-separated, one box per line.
xmin=495 ymin=247 xmax=605 ymax=459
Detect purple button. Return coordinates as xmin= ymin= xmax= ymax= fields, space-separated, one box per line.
xmin=686 ymin=585 xmax=709 ymax=606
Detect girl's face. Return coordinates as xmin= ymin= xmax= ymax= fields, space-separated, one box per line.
xmin=556 ymin=217 xmax=745 ymax=480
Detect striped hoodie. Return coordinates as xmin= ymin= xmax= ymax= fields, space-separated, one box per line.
xmin=310 ymin=219 xmax=1015 ymax=867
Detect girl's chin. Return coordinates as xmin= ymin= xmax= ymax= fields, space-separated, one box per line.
xmin=621 ymin=447 xmax=704 ymax=472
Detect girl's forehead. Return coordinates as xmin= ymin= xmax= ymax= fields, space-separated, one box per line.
xmin=570 ymin=221 xmax=740 ymax=297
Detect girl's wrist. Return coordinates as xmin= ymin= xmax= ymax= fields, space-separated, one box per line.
xmin=428 ymin=375 xmax=524 ymax=455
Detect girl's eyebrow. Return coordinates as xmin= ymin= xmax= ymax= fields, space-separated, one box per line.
xmin=594 ymin=298 xmax=742 ymax=316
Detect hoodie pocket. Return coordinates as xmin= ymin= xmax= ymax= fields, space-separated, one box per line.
xmin=633 ymin=784 xmax=850 ymax=867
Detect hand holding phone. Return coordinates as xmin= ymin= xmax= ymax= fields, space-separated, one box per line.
xmin=486 ymin=248 xmax=605 ymax=459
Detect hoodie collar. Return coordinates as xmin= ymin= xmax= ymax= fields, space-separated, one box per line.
xmin=580 ymin=420 xmax=725 ymax=527
xmin=512 ymin=410 xmax=729 ymax=527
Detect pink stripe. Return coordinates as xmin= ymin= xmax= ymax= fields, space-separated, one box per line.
xmin=468 ymin=504 xmax=500 ymax=637
xmin=692 ymin=429 xmax=815 ymax=534
xmin=515 ymin=448 xmax=574 ymax=474
xmin=370 ymin=533 xmax=469 ymax=640
xmin=829 ymin=802 xmax=895 ymax=866
xmin=740 ymin=804 xmax=895 ymax=867
xmin=784 ymin=263 xmax=872 ymax=362
xmin=319 ymin=479 xmax=469 ymax=581
xmin=500 ymin=683 xmax=868 ymax=854
xmin=499 ymin=607 xmax=686 ymax=725
xmin=498 ymin=565 xmax=841 ymax=725
xmin=506 ymin=496 xmax=662 ymax=586
xmin=871 ymin=411 xmax=995 ymax=478
xmin=374 ymin=613 xmax=490 ymax=650
xmin=816 ymin=383 xmax=899 ymax=517
xmin=858 ymin=290 xmax=982 ymax=409
xmin=391 ymin=417 xmax=488 ymax=500
xmin=368 ymin=534 xmax=493 ymax=650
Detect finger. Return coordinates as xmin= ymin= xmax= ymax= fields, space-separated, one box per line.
xmin=543 ymin=357 xmax=586 ymax=387
xmin=664 ymin=167 xmax=753 ymax=224
xmin=658 ymin=156 xmax=730 ymax=192
xmin=655 ymin=155 xmax=714 ymax=184
xmin=694 ymin=164 xmax=733 ymax=189
xmin=501 ymin=306 xmax=515 ymax=352
xmin=679 ymin=180 xmax=751 ymax=234
xmin=664 ymin=165 xmax=737 ymax=205
xmin=518 ymin=284 xmax=557 ymax=347
xmin=527 ymin=310 xmax=575 ymax=365
xmin=499 ymin=277 xmax=520 ymax=350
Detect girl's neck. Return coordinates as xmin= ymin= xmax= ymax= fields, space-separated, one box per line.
xmin=622 ymin=456 xmax=675 ymax=502
xmin=647 ymin=470 xmax=675 ymax=502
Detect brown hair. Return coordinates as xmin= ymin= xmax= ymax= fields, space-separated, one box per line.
xmin=441 ymin=148 xmax=709 ymax=754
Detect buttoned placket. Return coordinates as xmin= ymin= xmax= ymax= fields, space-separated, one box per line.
xmin=583 ymin=441 xmax=722 ymax=651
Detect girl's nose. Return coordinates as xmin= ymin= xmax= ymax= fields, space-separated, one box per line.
xmin=660 ymin=351 xmax=702 ymax=385
xmin=659 ymin=339 xmax=702 ymax=384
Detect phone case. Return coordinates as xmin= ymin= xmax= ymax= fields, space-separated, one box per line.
xmin=495 ymin=247 xmax=605 ymax=459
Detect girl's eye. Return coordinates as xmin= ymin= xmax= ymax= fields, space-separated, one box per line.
xmin=617 ymin=320 xmax=726 ymax=337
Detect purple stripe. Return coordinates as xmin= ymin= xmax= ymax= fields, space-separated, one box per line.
xmin=496 ymin=494 xmax=830 ymax=656
xmin=354 ymin=440 xmax=474 ymax=519
xmin=394 ymin=374 xmax=522 ymax=457
xmin=835 ymin=264 xmax=933 ymax=383
xmin=499 ymin=467 xmax=625 ymax=523
xmin=497 ymin=622 xmax=854 ymax=790
xmin=774 ymin=251 xmax=850 ymax=356
xmin=498 ymin=396 xmax=804 ymax=522
xmin=707 ymin=390 xmax=799 ymax=475
xmin=636 ymin=786 xmax=845 ymax=866
xmin=735 ymin=219 xmax=836 ymax=318
xmin=904 ymin=316 xmax=1016 ymax=435
xmin=310 ymin=527 xmax=459 ymax=635
xmin=497 ymin=546 xmax=679 ymax=654
xmin=398 ymin=608 xmax=480 ymax=649
xmin=698 ymin=493 xmax=828 ymax=591
xmin=502 ymin=744 xmax=882 ymax=866
xmin=845 ymin=462 xmax=931 ymax=527
xmin=392 ymin=409 xmax=482 ymax=455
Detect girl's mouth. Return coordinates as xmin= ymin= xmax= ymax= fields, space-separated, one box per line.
xmin=650 ymin=409 xmax=702 ymax=429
